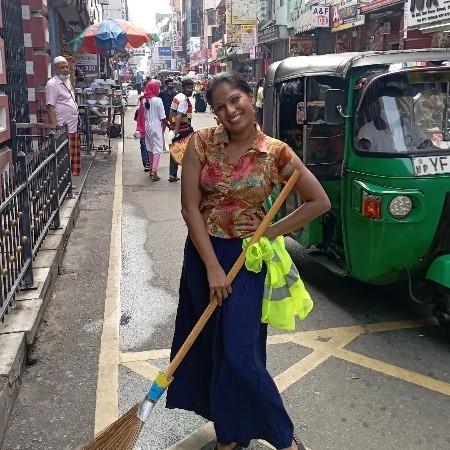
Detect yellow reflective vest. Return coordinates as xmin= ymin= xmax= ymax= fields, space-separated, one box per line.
xmin=243 ymin=236 xmax=313 ymax=331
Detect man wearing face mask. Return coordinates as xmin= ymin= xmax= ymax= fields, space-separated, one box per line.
xmin=45 ymin=56 xmax=80 ymax=181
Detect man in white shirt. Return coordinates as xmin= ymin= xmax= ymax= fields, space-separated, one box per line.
xmin=45 ymin=56 xmax=80 ymax=180
xmin=357 ymin=95 xmax=433 ymax=153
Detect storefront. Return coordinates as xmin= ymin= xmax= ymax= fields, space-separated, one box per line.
xmin=331 ymin=0 xmax=365 ymax=52
xmin=288 ymin=1 xmax=331 ymax=55
xmin=359 ymin=0 xmax=404 ymax=51
xmin=256 ymin=24 xmax=289 ymax=77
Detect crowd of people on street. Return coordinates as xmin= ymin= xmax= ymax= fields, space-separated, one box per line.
xmin=133 ymin=75 xmax=196 ymax=182
xmin=132 ymin=70 xmax=267 ymax=184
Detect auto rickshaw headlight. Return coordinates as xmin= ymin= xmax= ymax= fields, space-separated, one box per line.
xmin=389 ymin=195 xmax=412 ymax=219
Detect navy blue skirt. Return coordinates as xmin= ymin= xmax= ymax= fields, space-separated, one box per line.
xmin=166 ymin=236 xmax=294 ymax=448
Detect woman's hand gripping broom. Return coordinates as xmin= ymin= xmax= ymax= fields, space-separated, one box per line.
xmin=83 ymin=170 xmax=301 ymax=450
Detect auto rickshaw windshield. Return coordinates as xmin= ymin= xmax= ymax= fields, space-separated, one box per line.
xmin=355 ymin=71 xmax=450 ymax=155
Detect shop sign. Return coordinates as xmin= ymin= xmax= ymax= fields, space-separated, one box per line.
xmin=360 ymin=0 xmax=402 ymax=13
xmin=230 ymin=0 xmax=258 ymax=24
xmin=173 ymin=46 xmax=182 ymax=52
xmin=406 ymin=0 xmax=450 ymax=29
xmin=188 ymin=37 xmax=201 ymax=56
xmin=258 ymin=25 xmax=289 ymax=44
xmin=288 ymin=0 xmax=330 ymax=34
xmin=240 ymin=25 xmax=256 ymax=50
xmin=132 ymin=47 xmax=146 ymax=57
xmin=289 ymin=36 xmax=316 ymax=55
xmin=158 ymin=47 xmax=172 ymax=59
xmin=226 ymin=23 xmax=242 ymax=45
xmin=331 ymin=0 xmax=365 ymax=32
xmin=74 ymin=53 xmax=99 ymax=75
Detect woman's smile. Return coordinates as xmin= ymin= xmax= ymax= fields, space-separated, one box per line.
xmin=229 ymin=113 xmax=242 ymax=123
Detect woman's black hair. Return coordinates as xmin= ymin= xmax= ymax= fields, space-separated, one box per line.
xmin=206 ymin=72 xmax=253 ymax=106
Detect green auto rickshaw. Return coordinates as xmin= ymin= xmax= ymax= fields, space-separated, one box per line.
xmin=264 ymin=50 xmax=450 ymax=324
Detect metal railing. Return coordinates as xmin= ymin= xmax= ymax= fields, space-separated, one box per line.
xmin=0 ymin=122 xmax=73 ymax=321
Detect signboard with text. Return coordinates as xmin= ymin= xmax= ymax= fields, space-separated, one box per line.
xmin=331 ymin=0 xmax=365 ymax=32
xmin=230 ymin=0 xmax=258 ymax=24
xmin=188 ymin=37 xmax=201 ymax=56
xmin=74 ymin=53 xmax=99 ymax=75
xmin=258 ymin=25 xmax=289 ymax=44
xmin=406 ymin=0 xmax=450 ymax=29
xmin=288 ymin=0 xmax=330 ymax=33
xmin=158 ymin=47 xmax=172 ymax=59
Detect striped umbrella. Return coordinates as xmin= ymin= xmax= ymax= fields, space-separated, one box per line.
xmin=68 ymin=18 xmax=152 ymax=54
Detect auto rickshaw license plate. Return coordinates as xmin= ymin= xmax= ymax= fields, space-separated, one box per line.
xmin=412 ymin=155 xmax=450 ymax=176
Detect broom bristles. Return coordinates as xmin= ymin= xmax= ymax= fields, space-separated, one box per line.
xmin=84 ymin=404 xmax=144 ymax=450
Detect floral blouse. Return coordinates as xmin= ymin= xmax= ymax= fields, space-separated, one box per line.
xmin=193 ymin=124 xmax=298 ymax=239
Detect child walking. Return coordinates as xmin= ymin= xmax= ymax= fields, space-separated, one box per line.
xmin=136 ymin=80 xmax=167 ymax=181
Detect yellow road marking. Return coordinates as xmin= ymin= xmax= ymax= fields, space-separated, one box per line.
xmin=295 ymin=335 xmax=450 ymax=397
xmin=291 ymin=318 xmax=437 ymax=341
xmin=94 ymin=145 xmax=123 ymax=433
xmin=121 ymin=361 xmax=161 ymax=381
xmin=120 ymin=348 xmax=171 ymax=363
xmin=275 ymin=334 xmax=359 ymax=392
xmin=336 ymin=348 xmax=450 ymax=397
xmin=120 ymin=318 xmax=443 ymax=448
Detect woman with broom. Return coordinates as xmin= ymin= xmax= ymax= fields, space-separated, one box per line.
xmin=166 ymin=72 xmax=330 ymax=450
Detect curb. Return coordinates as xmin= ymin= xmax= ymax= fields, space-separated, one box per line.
xmin=0 ymin=156 xmax=92 ymax=445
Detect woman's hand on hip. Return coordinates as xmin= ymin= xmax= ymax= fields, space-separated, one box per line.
xmin=207 ymin=264 xmax=232 ymax=306
xmin=235 ymin=212 xmax=262 ymax=238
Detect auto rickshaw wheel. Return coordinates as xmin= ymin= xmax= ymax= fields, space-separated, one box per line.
xmin=432 ymin=286 xmax=450 ymax=327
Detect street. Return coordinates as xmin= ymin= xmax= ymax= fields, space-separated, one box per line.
xmin=3 ymin=103 xmax=450 ymax=450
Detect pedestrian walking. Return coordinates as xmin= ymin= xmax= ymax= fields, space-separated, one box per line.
xmin=135 ymin=80 xmax=167 ymax=181
xmin=167 ymin=77 xmax=195 ymax=181
xmin=134 ymin=71 xmax=143 ymax=95
xmin=45 ymin=56 xmax=81 ymax=183
xmin=134 ymin=100 xmax=150 ymax=172
xmin=160 ymin=78 xmax=180 ymax=181
xmin=255 ymin=78 xmax=264 ymax=126
xmin=166 ymin=72 xmax=331 ymax=450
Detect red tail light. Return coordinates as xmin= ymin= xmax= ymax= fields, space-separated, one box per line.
xmin=362 ymin=192 xmax=381 ymax=219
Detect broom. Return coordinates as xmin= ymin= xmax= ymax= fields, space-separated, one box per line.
xmin=84 ymin=170 xmax=301 ymax=450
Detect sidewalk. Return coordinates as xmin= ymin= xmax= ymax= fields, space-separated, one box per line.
xmin=0 ymin=137 xmax=118 ymax=449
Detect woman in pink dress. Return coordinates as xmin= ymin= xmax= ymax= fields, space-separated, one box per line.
xmin=136 ymin=80 xmax=167 ymax=181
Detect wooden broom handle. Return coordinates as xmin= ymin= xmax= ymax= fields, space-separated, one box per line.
xmin=165 ymin=170 xmax=301 ymax=379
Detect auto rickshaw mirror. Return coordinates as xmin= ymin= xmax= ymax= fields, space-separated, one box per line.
xmin=325 ymin=89 xmax=346 ymax=125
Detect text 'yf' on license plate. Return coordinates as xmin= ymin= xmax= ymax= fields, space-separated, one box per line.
xmin=412 ymin=155 xmax=450 ymax=176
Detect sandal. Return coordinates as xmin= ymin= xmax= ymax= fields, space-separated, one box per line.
xmin=151 ymin=171 xmax=160 ymax=181
xmin=168 ymin=175 xmax=180 ymax=182
xmin=293 ymin=434 xmax=306 ymax=450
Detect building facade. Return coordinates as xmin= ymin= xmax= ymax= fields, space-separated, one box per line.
xmin=192 ymin=0 xmax=449 ymax=79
